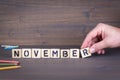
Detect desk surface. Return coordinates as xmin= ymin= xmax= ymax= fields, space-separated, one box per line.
xmin=0 ymin=46 xmax=120 ymax=80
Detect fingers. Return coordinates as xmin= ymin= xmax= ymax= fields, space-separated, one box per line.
xmin=81 ymin=23 xmax=108 ymax=54
xmin=81 ymin=23 xmax=120 ymax=55
xmin=90 ymin=40 xmax=107 ymax=53
xmin=97 ymin=49 xmax=105 ymax=54
xmin=81 ymin=24 xmax=102 ymax=49
xmin=81 ymin=30 xmax=98 ymax=48
xmin=101 ymin=50 xmax=105 ymax=54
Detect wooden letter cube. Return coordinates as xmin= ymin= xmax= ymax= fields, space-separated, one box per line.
xmin=51 ymin=49 xmax=60 ymax=58
xmin=41 ymin=49 xmax=51 ymax=58
xmin=22 ymin=49 xmax=32 ymax=58
xmin=32 ymin=48 xmax=41 ymax=58
xmin=80 ymin=48 xmax=91 ymax=58
xmin=70 ymin=49 xmax=80 ymax=58
xmin=61 ymin=49 xmax=70 ymax=58
xmin=12 ymin=49 xmax=21 ymax=58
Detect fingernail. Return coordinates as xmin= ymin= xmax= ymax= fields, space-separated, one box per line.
xmin=90 ymin=48 xmax=95 ymax=53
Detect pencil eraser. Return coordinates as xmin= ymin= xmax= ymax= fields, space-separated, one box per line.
xmin=22 ymin=49 xmax=32 ymax=58
xmin=32 ymin=48 xmax=41 ymax=58
xmin=12 ymin=49 xmax=22 ymax=58
xmin=50 ymin=49 xmax=60 ymax=58
xmin=41 ymin=49 xmax=51 ymax=58
xmin=80 ymin=48 xmax=91 ymax=58
xmin=61 ymin=49 xmax=70 ymax=58
xmin=70 ymin=49 xmax=80 ymax=58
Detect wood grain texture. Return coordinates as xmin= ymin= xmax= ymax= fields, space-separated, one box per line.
xmin=0 ymin=46 xmax=120 ymax=80
xmin=0 ymin=0 xmax=120 ymax=46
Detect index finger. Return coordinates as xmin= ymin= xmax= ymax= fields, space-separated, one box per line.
xmin=81 ymin=26 xmax=101 ymax=48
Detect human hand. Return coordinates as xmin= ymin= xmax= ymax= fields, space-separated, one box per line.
xmin=81 ymin=23 xmax=120 ymax=54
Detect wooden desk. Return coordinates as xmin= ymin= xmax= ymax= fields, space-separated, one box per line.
xmin=0 ymin=46 xmax=120 ymax=80
xmin=0 ymin=0 xmax=120 ymax=80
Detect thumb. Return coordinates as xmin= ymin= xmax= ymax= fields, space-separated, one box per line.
xmin=90 ymin=40 xmax=107 ymax=53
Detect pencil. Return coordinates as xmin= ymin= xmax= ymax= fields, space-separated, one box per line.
xmin=0 ymin=66 xmax=21 ymax=70
xmin=0 ymin=60 xmax=19 ymax=65
xmin=0 ymin=63 xmax=17 ymax=67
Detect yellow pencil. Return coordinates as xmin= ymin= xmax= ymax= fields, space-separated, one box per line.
xmin=0 ymin=66 xmax=21 ymax=70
